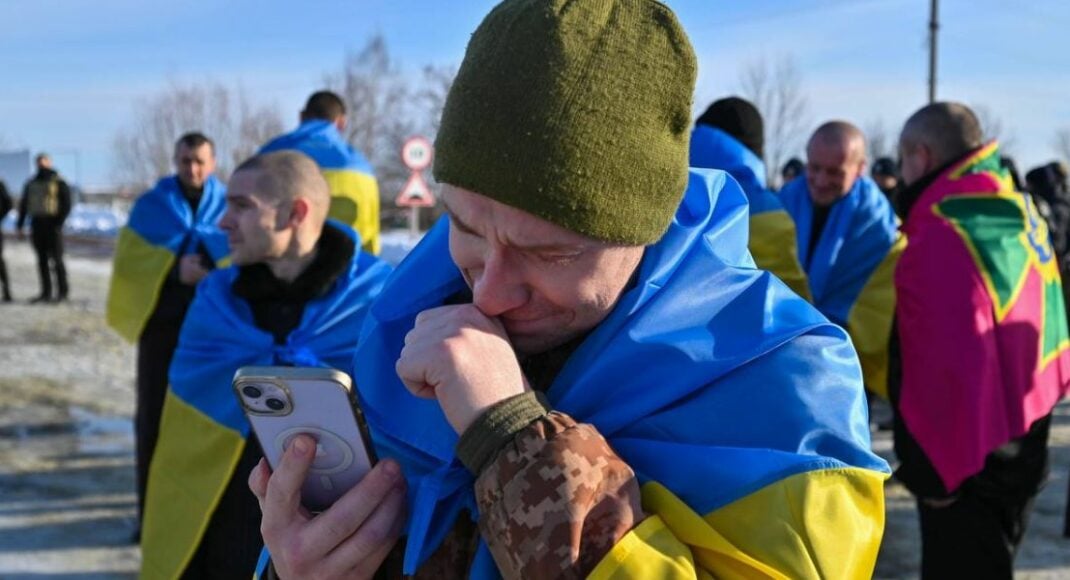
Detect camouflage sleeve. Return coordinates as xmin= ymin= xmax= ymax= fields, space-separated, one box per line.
xmin=473 ymin=409 xmax=645 ymax=579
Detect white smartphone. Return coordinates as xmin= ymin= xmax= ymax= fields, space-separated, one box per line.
xmin=233 ymin=366 xmax=377 ymax=512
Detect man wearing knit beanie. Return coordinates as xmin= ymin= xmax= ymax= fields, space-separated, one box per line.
xmin=253 ymin=1 xmax=888 ymax=578
xmin=690 ymin=96 xmax=810 ymax=300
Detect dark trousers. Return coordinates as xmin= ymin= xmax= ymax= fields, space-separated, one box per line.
xmin=30 ymin=224 xmax=67 ymax=299
xmin=0 ymin=233 xmax=10 ymax=298
xmin=135 ymin=319 xmax=183 ymax=521
xmin=918 ymin=492 xmax=1035 ymax=580
xmin=181 ymin=439 xmax=264 ymax=579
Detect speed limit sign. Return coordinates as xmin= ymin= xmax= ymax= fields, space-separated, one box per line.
xmin=401 ymin=137 xmax=433 ymax=171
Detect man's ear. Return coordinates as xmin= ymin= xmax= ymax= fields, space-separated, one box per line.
xmin=335 ymin=115 xmax=348 ymax=132
xmin=287 ymin=198 xmax=310 ymax=228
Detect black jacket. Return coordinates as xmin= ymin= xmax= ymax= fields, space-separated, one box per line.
xmin=16 ymin=168 xmax=72 ymax=230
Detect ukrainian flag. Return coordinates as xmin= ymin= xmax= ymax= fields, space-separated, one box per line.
xmin=105 ymin=175 xmax=228 ymax=343
xmin=354 ymin=169 xmax=890 ymax=578
xmin=140 ymin=224 xmax=392 ymax=580
xmin=260 ymin=120 xmax=381 ymax=255
xmin=780 ymin=175 xmax=904 ymax=398
xmin=689 ymin=124 xmax=811 ymax=301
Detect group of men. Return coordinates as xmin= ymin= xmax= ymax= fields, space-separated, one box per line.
xmin=0 ymin=153 xmax=73 ymax=303
xmin=83 ymin=0 xmax=1066 ymax=578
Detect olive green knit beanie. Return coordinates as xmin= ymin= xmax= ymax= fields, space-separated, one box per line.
xmin=433 ymin=0 xmax=697 ymax=245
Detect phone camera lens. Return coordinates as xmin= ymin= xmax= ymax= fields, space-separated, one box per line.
xmin=242 ymin=385 xmax=263 ymax=399
xmin=266 ymin=398 xmax=286 ymax=411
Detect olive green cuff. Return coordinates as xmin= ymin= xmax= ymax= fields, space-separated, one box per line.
xmin=456 ymin=391 xmax=551 ymax=475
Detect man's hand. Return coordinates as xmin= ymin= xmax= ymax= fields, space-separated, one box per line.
xmin=178 ymin=254 xmax=210 ymax=286
xmin=249 ymin=435 xmax=407 ymax=580
xmin=396 ymin=304 xmax=528 ymax=435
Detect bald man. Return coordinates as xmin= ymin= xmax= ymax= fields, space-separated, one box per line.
xmin=139 ymin=151 xmax=392 ymax=579
xmin=780 ymin=121 xmax=903 ymax=396
xmin=892 ymin=102 xmax=1070 ymax=579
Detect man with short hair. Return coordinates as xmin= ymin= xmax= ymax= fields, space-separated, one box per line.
xmin=252 ymin=2 xmax=888 ymax=578
xmin=871 ymin=156 xmax=901 ymax=205
xmin=780 ymin=156 xmax=804 ymax=187
xmin=690 ymin=96 xmax=810 ymax=299
xmin=893 ymin=101 xmax=1070 ymax=578
xmin=16 ymin=153 xmax=71 ymax=303
xmin=139 ymin=150 xmax=391 ymax=579
xmin=780 ymin=122 xmax=902 ymax=396
xmin=260 ymin=90 xmax=381 ymax=255
xmin=106 ymin=132 xmax=229 ymax=525
xmin=0 ymin=179 xmax=12 ymax=302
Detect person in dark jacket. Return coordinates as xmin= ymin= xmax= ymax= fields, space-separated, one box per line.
xmin=0 ymin=180 xmax=12 ymax=302
xmin=871 ymin=156 xmax=901 ymax=211
xmin=16 ymin=153 xmax=72 ymax=303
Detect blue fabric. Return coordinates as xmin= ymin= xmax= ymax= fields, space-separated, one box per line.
xmin=259 ymin=120 xmax=374 ymax=174
xmin=127 ymin=174 xmax=229 ymax=261
xmin=779 ymin=175 xmax=899 ymax=325
xmin=169 ymin=223 xmax=392 ymax=434
xmin=689 ymin=125 xmax=783 ymax=216
xmin=354 ymin=169 xmax=889 ymax=577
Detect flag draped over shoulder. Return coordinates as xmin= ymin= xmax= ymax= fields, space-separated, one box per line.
xmin=780 ymin=175 xmax=904 ymax=396
xmin=896 ymin=142 xmax=1070 ymax=492
xmin=105 ymin=175 xmax=229 ymax=342
xmin=689 ymin=125 xmax=810 ymax=300
xmin=139 ymin=225 xmax=392 ymax=580
xmin=355 ymin=169 xmax=890 ymax=578
xmin=260 ymin=120 xmax=381 ymax=255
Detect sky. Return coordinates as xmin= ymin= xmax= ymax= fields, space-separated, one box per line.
xmin=0 ymin=0 xmax=1067 ymax=189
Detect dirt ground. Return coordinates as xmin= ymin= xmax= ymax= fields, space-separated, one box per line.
xmin=0 ymin=237 xmax=1067 ymax=579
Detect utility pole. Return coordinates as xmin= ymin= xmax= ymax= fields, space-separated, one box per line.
xmin=928 ymin=0 xmax=939 ymax=103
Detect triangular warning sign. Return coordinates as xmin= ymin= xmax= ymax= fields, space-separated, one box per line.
xmin=395 ymin=172 xmax=435 ymax=207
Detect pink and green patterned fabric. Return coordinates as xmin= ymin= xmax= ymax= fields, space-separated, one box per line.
xmin=896 ymin=141 xmax=1070 ymax=492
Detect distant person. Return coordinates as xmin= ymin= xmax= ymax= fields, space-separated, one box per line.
xmin=105 ymin=132 xmax=229 ymax=528
xmin=780 ymin=156 xmax=804 ymax=187
xmin=16 ymin=153 xmax=71 ymax=303
xmin=871 ymin=156 xmax=901 ymax=209
xmin=893 ymin=101 xmax=1070 ymax=579
xmin=0 ymin=179 xmax=12 ymax=302
xmin=690 ymin=96 xmax=810 ymax=298
xmin=780 ymin=122 xmax=902 ymax=397
xmin=1026 ymin=161 xmax=1070 ymax=261
xmin=260 ymin=90 xmax=381 ymax=255
xmin=139 ymin=151 xmax=391 ymax=579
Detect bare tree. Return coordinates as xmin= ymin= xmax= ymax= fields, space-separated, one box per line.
xmin=737 ymin=56 xmax=811 ymax=187
xmin=864 ymin=119 xmax=895 ymax=163
xmin=973 ymin=105 xmax=1017 ymax=155
xmin=1054 ymin=128 xmax=1070 ymax=163
xmin=415 ymin=64 xmax=457 ymax=138
xmin=112 ymin=81 xmax=284 ymax=189
xmin=325 ymin=35 xmax=417 ymax=205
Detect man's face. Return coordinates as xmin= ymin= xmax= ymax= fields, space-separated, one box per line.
xmin=898 ymin=142 xmax=930 ymax=187
xmin=174 ymin=143 xmax=216 ymax=191
xmin=806 ymin=139 xmax=865 ymax=207
xmin=874 ymin=174 xmax=898 ymax=193
xmin=444 ymin=185 xmax=644 ymax=358
xmin=219 ymin=170 xmax=292 ymax=265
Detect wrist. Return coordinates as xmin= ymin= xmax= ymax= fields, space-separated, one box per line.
xmin=456 ymin=391 xmax=550 ymax=474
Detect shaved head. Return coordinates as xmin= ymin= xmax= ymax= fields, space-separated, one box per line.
xmin=806 ymin=121 xmax=868 ymax=206
xmin=232 ymin=150 xmax=330 ymax=224
xmin=899 ymin=102 xmax=984 ymax=186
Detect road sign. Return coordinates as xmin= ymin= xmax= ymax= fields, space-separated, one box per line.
xmin=395 ymin=172 xmax=435 ymax=208
xmin=401 ymin=137 xmax=433 ymax=172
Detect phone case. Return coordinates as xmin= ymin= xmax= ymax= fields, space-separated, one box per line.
xmin=233 ymin=366 xmax=377 ymax=512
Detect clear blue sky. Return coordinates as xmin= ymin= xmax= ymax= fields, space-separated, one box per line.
xmin=1 ymin=0 xmax=1067 ymax=188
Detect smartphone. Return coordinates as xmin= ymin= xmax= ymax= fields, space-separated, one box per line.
xmin=233 ymin=366 xmax=377 ymax=512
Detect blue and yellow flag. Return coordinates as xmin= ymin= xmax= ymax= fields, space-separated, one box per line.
xmin=355 ymin=170 xmax=890 ymax=578
xmin=780 ymin=175 xmax=903 ymax=397
xmin=105 ymin=175 xmax=229 ymax=343
xmin=689 ymin=125 xmax=810 ymax=300
xmin=140 ymin=225 xmax=392 ymax=580
xmin=260 ymin=120 xmax=381 ymax=255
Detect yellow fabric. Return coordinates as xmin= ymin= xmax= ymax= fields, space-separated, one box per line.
xmin=105 ymin=227 xmax=176 ymax=343
xmin=140 ymin=391 xmax=246 ymax=580
xmin=592 ymin=467 xmax=887 ymax=579
xmin=847 ymin=232 xmax=906 ymax=399
xmin=322 ymin=168 xmax=381 ymax=255
xmin=749 ymin=211 xmax=812 ymax=301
